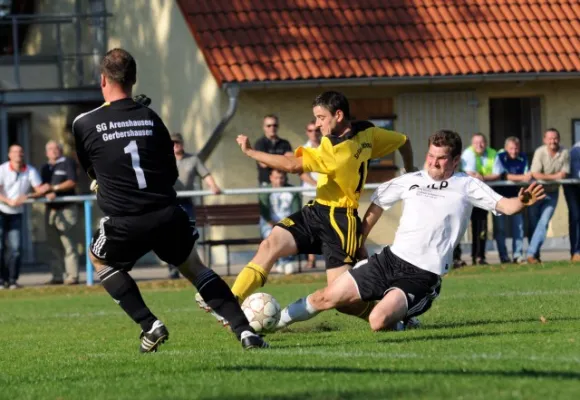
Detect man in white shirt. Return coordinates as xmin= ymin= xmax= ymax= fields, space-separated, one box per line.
xmin=276 ymin=130 xmax=545 ymax=332
xmin=0 ymin=144 xmax=46 ymax=289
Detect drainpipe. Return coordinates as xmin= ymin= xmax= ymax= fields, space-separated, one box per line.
xmin=198 ymin=84 xmax=240 ymax=162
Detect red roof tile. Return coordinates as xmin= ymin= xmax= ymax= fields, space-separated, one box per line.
xmin=177 ymin=0 xmax=580 ymax=85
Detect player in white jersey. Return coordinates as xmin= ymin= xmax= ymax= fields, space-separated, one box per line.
xmin=276 ymin=130 xmax=545 ymax=332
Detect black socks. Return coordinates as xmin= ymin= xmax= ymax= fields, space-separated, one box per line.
xmin=98 ymin=267 xmax=157 ymax=332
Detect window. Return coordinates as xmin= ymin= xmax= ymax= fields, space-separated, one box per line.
xmin=0 ymin=0 xmax=36 ymax=56
xmin=572 ymin=119 xmax=580 ymax=146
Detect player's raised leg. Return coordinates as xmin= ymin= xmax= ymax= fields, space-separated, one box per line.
xmin=178 ymin=248 xmax=268 ymax=349
xmin=277 ymin=268 xmax=361 ymax=328
xmin=230 ymin=226 xmax=298 ymax=302
xmin=90 ymin=252 xmax=167 ymax=353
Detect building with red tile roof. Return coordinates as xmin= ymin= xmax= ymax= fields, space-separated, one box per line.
xmin=178 ymin=0 xmax=580 ymax=86
xmin=2 ymin=1 xmax=575 ymax=262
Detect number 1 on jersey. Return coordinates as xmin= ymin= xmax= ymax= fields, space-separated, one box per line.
xmin=124 ymin=140 xmax=147 ymax=189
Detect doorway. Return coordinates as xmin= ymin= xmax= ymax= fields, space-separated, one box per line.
xmin=489 ymin=97 xmax=542 ymax=157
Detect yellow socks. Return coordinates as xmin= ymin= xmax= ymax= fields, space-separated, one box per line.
xmin=231 ymin=262 xmax=268 ymax=302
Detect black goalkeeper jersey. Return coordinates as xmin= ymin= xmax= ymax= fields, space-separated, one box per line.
xmin=72 ymin=98 xmax=178 ymax=216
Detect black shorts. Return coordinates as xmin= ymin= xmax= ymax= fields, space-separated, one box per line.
xmin=90 ymin=204 xmax=199 ymax=270
xmin=349 ymin=247 xmax=442 ymax=319
xmin=276 ymin=201 xmax=361 ymax=269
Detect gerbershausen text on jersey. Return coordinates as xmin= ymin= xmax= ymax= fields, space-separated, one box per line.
xmin=102 ymin=129 xmax=153 ymax=141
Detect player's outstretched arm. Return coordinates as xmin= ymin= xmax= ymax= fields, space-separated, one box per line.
xmin=370 ymin=128 xmax=416 ymax=171
xmin=359 ymin=203 xmax=384 ymax=253
xmin=397 ymin=138 xmax=416 ymax=172
xmin=236 ymin=134 xmax=303 ymax=174
xmin=496 ymin=182 xmax=546 ymax=215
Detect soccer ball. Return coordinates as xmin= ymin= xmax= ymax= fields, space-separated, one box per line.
xmin=241 ymin=292 xmax=281 ymax=333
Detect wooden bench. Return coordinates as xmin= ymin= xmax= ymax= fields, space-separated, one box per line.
xmin=196 ymin=203 xmax=263 ymax=274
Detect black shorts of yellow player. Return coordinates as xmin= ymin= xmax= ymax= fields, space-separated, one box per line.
xmin=276 ymin=200 xmax=361 ymax=269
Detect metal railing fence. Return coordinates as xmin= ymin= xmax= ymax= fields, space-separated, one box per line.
xmin=23 ymin=179 xmax=580 ymax=286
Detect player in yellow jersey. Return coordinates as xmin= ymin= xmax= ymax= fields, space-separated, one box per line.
xmin=196 ymin=91 xmax=415 ymax=323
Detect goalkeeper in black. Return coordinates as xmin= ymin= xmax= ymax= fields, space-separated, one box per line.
xmin=73 ymin=48 xmax=267 ymax=352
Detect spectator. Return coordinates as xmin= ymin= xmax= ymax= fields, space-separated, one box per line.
xmin=254 ymin=114 xmax=293 ymax=186
xmin=527 ymin=128 xmax=569 ymax=264
xmin=0 ymin=144 xmax=46 ymax=289
xmin=492 ymin=137 xmax=532 ymax=264
xmin=299 ymin=120 xmax=321 ymax=269
xmin=452 ymin=246 xmax=466 ymax=268
xmin=170 ymin=133 xmax=221 ymax=279
xmin=461 ymin=133 xmax=499 ymax=265
xmin=567 ymin=141 xmax=580 ymax=262
xmin=41 ymin=140 xmax=81 ymax=285
xmin=259 ymin=169 xmax=301 ymax=275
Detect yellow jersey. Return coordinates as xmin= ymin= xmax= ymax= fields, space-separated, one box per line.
xmin=296 ymin=126 xmax=407 ymax=209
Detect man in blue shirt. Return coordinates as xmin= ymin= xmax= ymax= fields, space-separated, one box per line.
xmin=492 ymin=137 xmax=531 ymax=263
xmin=565 ymin=141 xmax=580 ymax=262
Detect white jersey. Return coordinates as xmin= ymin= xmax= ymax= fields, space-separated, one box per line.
xmin=371 ymin=171 xmax=503 ymax=276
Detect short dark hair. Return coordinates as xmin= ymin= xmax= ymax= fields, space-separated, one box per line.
xmin=100 ymin=48 xmax=137 ymax=88
xmin=263 ymin=114 xmax=278 ymax=121
xmin=270 ymin=169 xmax=286 ymax=175
xmin=428 ymin=130 xmax=463 ymax=158
xmin=312 ymin=91 xmax=351 ymax=120
xmin=544 ymin=128 xmax=560 ymax=138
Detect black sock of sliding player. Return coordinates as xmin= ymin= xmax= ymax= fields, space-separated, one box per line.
xmin=195 ymin=268 xmax=254 ymax=339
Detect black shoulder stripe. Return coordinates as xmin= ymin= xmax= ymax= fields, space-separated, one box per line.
xmin=328 ymin=120 xmax=375 ymax=146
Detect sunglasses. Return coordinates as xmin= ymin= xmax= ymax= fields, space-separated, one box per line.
xmin=265 ymin=124 xmax=278 ymax=128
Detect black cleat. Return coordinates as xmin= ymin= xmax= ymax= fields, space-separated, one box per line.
xmin=241 ymin=330 xmax=269 ymax=350
xmin=139 ymin=320 xmax=169 ymax=353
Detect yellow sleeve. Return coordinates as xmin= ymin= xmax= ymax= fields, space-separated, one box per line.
xmin=370 ymin=128 xmax=407 ymax=159
xmin=295 ymin=139 xmax=337 ymax=175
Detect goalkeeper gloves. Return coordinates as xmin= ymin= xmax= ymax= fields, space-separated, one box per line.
xmin=90 ymin=180 xmax=99 ymax=193
xmin=87 ymin=166 xmax=98 ymax=193
xmin=133 ymin=94 xmax=152 ymax=106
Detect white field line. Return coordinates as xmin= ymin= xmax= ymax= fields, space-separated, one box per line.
xmin=84 ymin=348 xmax=580 ymax=364
xmin=442 ymin=289 xmax=580 ymax=300
xmin=0 ymin=306 xmax=196 ymax=322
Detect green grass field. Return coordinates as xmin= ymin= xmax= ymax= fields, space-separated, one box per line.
xmin=1 ymin=262 xmax=580 ymax=400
